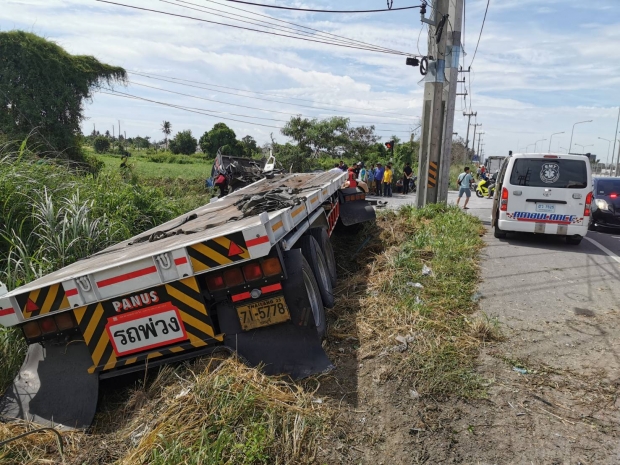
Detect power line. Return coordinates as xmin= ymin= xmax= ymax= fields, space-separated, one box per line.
xmin=129 ymin=72 xmax=418 ymax=122
xmin=101 ymin=89 xmax=418 ymax=133
xmin=168 ymin=0 xmax=407 ymax=55
xmin=132 ymin=74 xmax=422 ymax=125
xmin=470 ymin=0 xmax=489 ymax=67
xmin=222 ymin=0 xmax=422 ymax=13
xmin=203 ymin=0 xmax=410 ymax=56
xmin=96 ymin=0 xmax=410 ymax=55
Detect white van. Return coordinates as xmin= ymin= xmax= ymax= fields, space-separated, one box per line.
xmin=491 ymin=153 xmax=592 ymax=245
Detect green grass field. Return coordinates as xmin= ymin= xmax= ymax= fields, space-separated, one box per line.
xmin=96 ymin=154 xmax=213 ymax=179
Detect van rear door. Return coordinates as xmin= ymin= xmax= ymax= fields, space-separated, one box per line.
xmin=506 ymin=156 xmax=589 ymax=225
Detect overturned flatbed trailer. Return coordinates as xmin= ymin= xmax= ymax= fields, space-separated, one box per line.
xmin=0 ymin=170 xmax=375 ymax=430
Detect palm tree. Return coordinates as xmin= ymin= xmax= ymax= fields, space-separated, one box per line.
xmin=161 ymin=121 xmax=172 ymax=150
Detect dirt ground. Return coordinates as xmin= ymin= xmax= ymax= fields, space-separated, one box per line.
xmin=315 ymin=228 xmax=620 ymax=465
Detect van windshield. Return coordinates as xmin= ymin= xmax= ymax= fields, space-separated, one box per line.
xmin=509 ymin=159 xmax=588 ymax=189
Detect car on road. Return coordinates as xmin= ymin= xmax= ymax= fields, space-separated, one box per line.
xmin=589 ymin=177 xmax=620 ymax=231
xmin=491 ymin=153 xmax=592 ymax=245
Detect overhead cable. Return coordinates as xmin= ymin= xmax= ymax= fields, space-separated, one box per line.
xmin=96 ymin=1 xmax=410 ymax=55
xmin=129 ymin=71 xmax=416 ymax=121
xmin=470 ymin=0 xmax=489 ymax=67
xmin=128 ymin=78 xmax=418 ymax=123
xmin=167 ymin=0 xmax=406 ymax=55
xmin=102 ymin=89 xmax=418 ymax=133
xmin=222 ymin=0 xmax=422 ymax=13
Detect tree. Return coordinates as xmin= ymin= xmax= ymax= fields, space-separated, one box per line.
xmin=199 ymin=123 xmax=239 ymax=158
xmin=169 ymin=130 xmax=197 ymax=155
xmin=161 ymin=121 xmax=171 ymax=150
xmin=0 ymin=31 xmax=126 ymax=159
xmin=93 ymin=136 xmax=111 ymax=154
xmin=241 ymin=135 xmax=259 ymax=157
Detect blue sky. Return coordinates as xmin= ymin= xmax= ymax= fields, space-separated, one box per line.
xmin=3 ymin=0 xmax=620 ymax=163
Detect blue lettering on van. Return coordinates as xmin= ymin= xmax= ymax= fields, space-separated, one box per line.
xmin=511 ymin=212 xmax=576 ymax=223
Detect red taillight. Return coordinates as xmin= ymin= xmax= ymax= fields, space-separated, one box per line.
xmin=585 ymin=191 xmax=593 ymax=216
xmin=611 ymin=193 xmax=618 ymax=199
xmin=500 ymin=187 xmax=509 ymax=212
xmin=223 ymin=268 xmax=244 ymax=287
xmin=23 ymin=321 xmax=41 ymax=339
xmin=54 ymin=312 xmax=76 ymax=331
xmin=206 ymin=273 xmax=225 ymax=292
xmin=543 ymin=155 xmax=559 ymax=158
xmin=242 ymin=263 xmax=263 ymax=281
xmin=261 ymin=257 xmax=282 ymax=277
xmin=39 ymin=317 xmax=57 ymax=335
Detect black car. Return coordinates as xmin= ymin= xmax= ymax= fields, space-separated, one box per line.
xmin=590 ymin=177 xmax=620 ymax=230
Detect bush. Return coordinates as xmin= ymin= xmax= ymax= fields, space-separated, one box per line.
xmin=169 ymin=130 xmax=197 ymax=155
xmin=94 ymin=136 xmax=111 ymax=154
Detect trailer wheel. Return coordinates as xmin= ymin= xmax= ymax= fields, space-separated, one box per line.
xmin=296 ymin=235 xmax=335 ymax=308
xmin=282 ymin=250 xmax=327 ymax=339
xmin=301 ymin=257 xmax=327 ymax=338
xmin=309 ymin=227 xmax=337 ymax=287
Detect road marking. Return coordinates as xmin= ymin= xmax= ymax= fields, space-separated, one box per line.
xmin=584 ymin=237 xmax=620 ymax=265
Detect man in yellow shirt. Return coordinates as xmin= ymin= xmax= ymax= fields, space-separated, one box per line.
xmin=383 ymin=163 xmax=393 ymax=197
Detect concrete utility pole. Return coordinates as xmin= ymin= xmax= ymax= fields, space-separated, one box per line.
xmin=463 ymin=111 xmax=477 ymax=152
xmin=471 ymin=123 xmax=482 ymax=160
xmin=437 ymin=0 xmax=464 ymax=202
xmin=477 ymin=132 xmax=485 ymax=159
xmin=416 ymin=0 xmax=453 ymax=207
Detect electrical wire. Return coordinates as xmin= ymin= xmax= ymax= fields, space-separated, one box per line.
xmin=222 ymin=0 xmax=422 ymax=13
xmin=470 ymin=0 xmax=489 ymax=67
xmin=128 ymin=77 xmax=418 ymax=123
xmin=101 ymin=89 xmax=418 ymax=133
xmin=129 ymin=71 xmax=416 ymax=120
xmin=166 ymin=0 xmax=404 ymax=54
xmin=176 ymin=0 xmax=410 ymax=55
xmin=96 ymin=0 xmax=410 ymax=55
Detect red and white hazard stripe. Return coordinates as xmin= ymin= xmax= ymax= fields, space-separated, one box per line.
xmin=0 ymin=296 xmax=22 ymax=327
xmin=93 ymin=258 xmax=161 ymax=300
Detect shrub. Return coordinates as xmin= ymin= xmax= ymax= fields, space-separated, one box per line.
xmin=94 ymin=136 xmax=111 ymax=153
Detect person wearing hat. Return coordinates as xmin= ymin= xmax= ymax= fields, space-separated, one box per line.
xmin=373 ymin=163 xmax=384 ymax=196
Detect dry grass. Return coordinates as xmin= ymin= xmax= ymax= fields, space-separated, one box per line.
xmin=330 ymin=203 xmax=492 ymax=397
xmin=0 ymin=356 xmax=330 ymax=465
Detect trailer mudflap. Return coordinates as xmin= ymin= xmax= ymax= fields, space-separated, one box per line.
xmin=224 ymin=324 xmax=333 ymax=379
xmin=0 ymin=341 xmax=98 ymax=430
xmin=339 ymin=200 xmax=376 ymax=226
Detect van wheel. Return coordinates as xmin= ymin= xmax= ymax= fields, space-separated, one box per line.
xmin=494 ymin=222 xmax=507 ymax=239
xmin=309 ymin=228 xmax=337 ymax=287
xmin=296 ymin=236 xmax=335 ymax=308
xmin=566 ymin=235 xmax=582 ymax=245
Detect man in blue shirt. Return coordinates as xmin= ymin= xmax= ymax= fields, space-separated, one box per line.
xmin=456 ymin=166 xmax=474 ymax=209
xmin=373 ymin=163 xmax=385 ymax=196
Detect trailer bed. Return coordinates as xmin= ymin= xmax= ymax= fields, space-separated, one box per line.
xmin=0 ymin=171 xmax=346 ymax=324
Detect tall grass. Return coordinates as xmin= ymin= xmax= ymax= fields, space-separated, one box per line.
xmin=0 ymin=150 xmax=210 ymax=395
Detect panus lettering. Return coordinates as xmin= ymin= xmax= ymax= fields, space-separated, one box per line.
xmin=106 ymin=302 xmax=187 ymax=357
xmin=112 ymin=291 xmax=159 ymax=312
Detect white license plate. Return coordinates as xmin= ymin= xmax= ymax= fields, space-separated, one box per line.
xmin=536 ymin=203 xmax=555 ymax=213
xmin=106 ymin=303 xmax=188 ymax=357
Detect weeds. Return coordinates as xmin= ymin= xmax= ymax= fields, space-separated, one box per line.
xmin=331 ymin=203 xmax=489 ymax=397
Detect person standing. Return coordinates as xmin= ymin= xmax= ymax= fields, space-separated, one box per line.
xmin=339 ymin=160 xmax=348 ymax=172
xmin=403 ymin=162 xmax=413 ymax=195
xmin=456 ymin=166 xmax=474 ymax=209
xmin=367 ymin=165 xmax=375 ymax=193
xmin=374 ymin=163 xmax=384 ymax=196
xmin=357 ymin=162 xmax=366 ymax=183
xmin=383 ymin=163 xmax=393 ymax=197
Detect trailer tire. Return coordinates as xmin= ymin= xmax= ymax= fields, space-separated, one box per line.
xmin=309 ymin=227 xmax=337 ymax=287
xmin=296 ymin=235 xmax=335 ymax=309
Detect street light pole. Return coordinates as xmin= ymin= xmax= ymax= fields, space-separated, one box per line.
xmin=526 ymin=143 xmax=536 ymax=152
xmin=569 ymin=120 xmax=593 ymax=153
xmin=598 ymin=137 xmax=612 ymax=176
xmin=535 ymin=139 xmax=547 ymax=152
xmin=549 ymin=132 xmax=565 ymax=152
